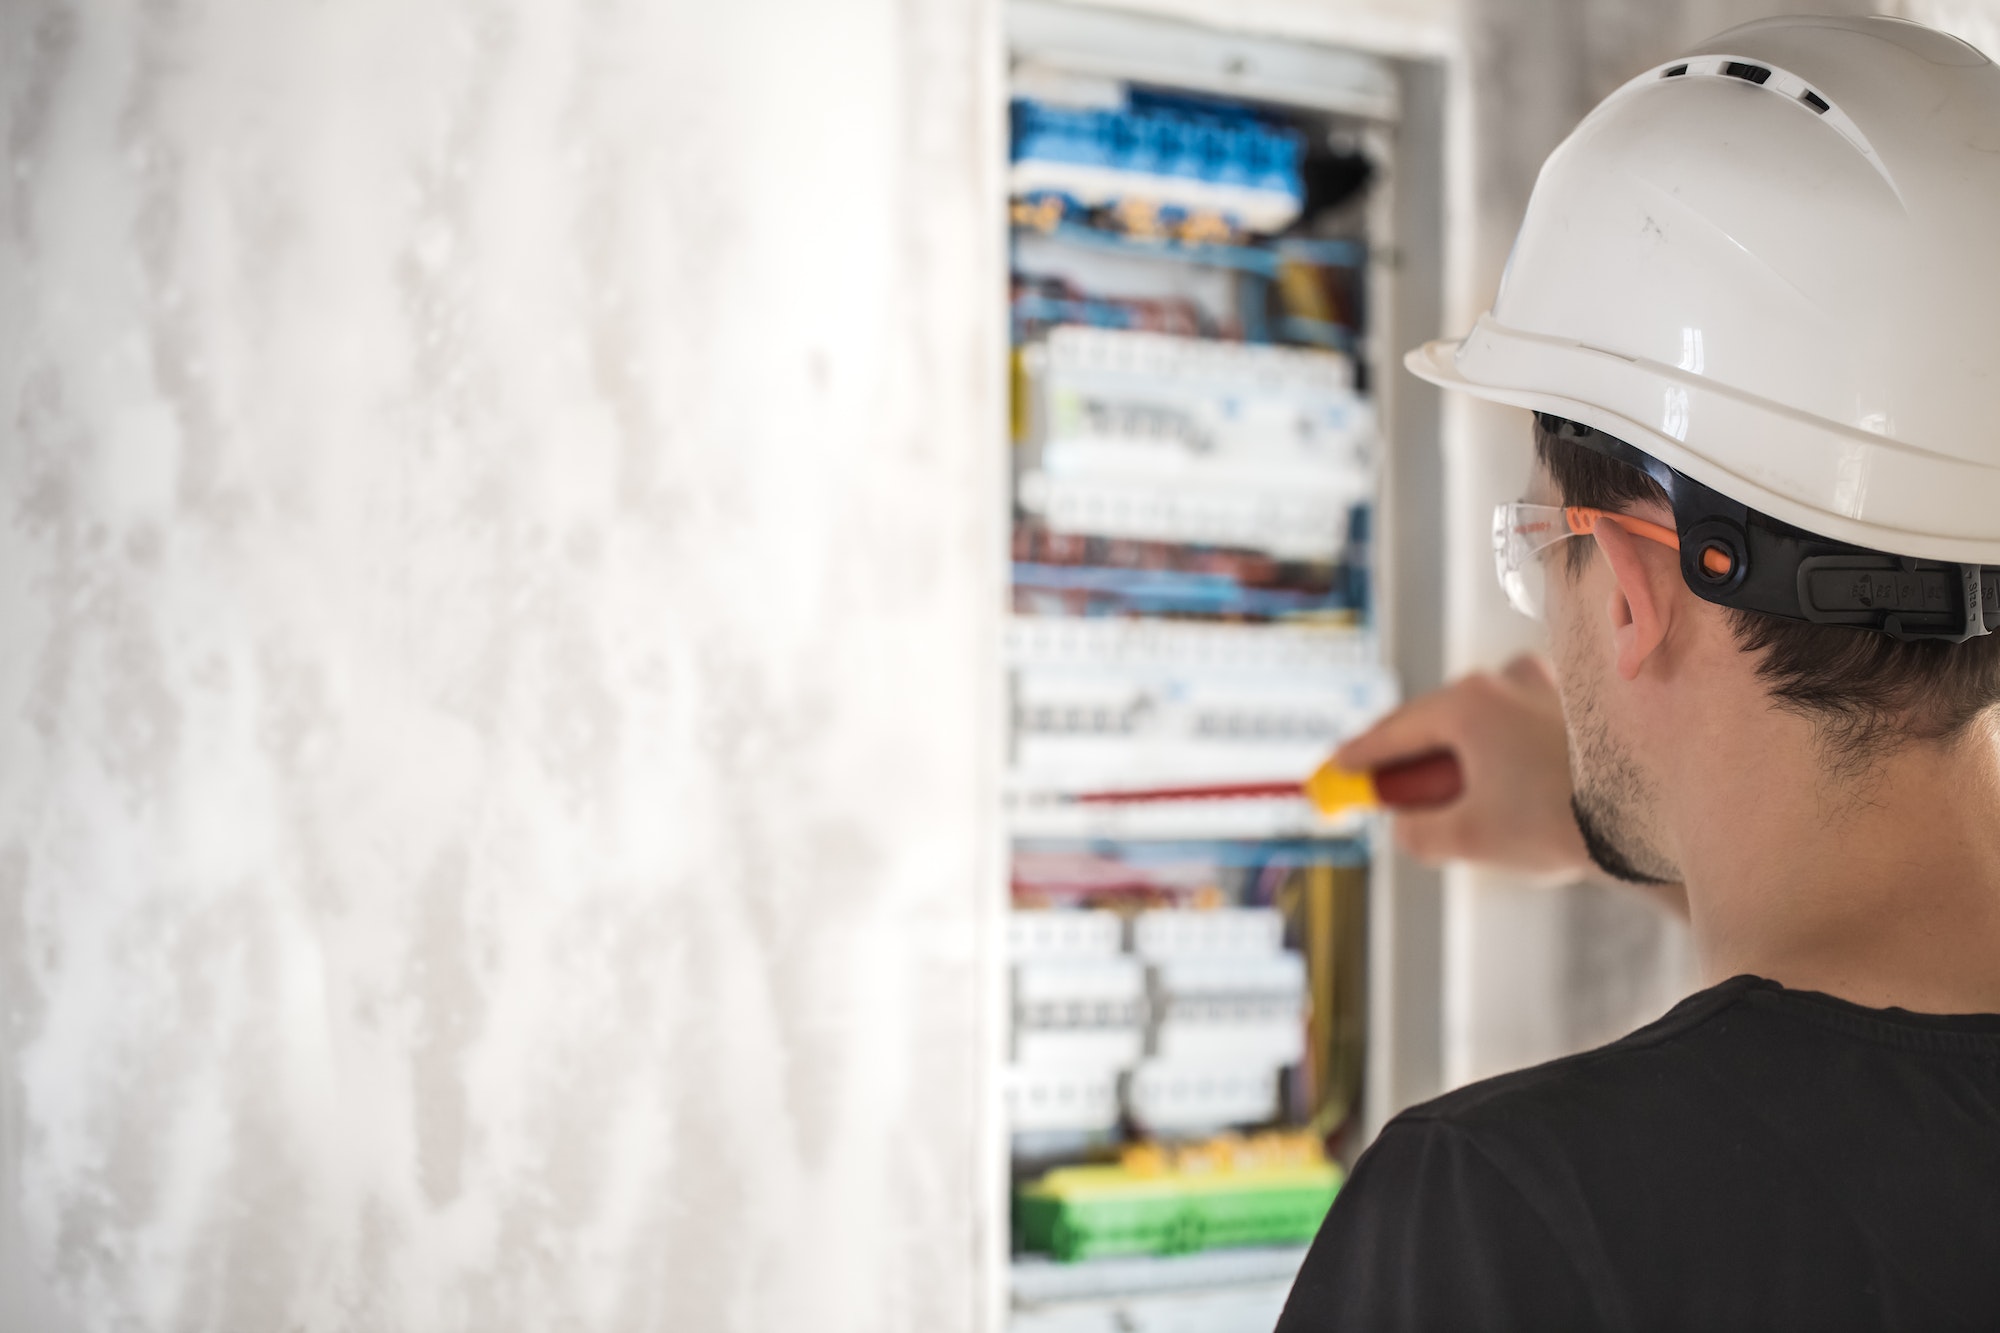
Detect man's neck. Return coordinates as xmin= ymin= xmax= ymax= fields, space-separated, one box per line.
xmin=1672 ymin=714 xmax=2000 ymax=1014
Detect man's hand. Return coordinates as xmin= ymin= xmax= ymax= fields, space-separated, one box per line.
xmin=1338 ymin=654 xmax=1594 ymax=878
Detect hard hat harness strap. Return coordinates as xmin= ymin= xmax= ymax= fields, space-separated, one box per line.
xmin=1539 ymin=414 xmax=1997 ymax=644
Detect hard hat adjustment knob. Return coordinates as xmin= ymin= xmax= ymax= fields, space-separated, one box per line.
xmin=1682 ymin=519 xmax=1749 ymax=594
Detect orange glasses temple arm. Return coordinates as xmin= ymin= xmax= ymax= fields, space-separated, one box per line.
xmin=1566 ymin=506 xmax=1679 ymax=550
xmin=1566 ymin=506 xmax=1735 ymax=578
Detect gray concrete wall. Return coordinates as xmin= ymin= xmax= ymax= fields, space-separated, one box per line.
xmin=0 ymin=3 xmax=1004 ymax=1329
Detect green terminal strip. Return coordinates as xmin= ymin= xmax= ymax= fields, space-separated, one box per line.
xmin=1016 ymin=1158 xmax=1343 ymax=1263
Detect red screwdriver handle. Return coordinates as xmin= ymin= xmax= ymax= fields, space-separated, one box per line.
xmin=1370 ymin=749 xmax=1464 ymax=809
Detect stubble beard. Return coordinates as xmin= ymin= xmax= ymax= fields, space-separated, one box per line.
xmin=1571 ymin=792 xmax=1677 ymax=886
xmin=1564 ymin=653 xmax=1680 ymax=888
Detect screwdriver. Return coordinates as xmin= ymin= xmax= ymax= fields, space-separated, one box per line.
xmin=1072 ymin=748 xmax=1465 ymax=817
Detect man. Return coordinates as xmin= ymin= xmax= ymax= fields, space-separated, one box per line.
xmin=1277 ymin=15 xmax=2000 ymax=1331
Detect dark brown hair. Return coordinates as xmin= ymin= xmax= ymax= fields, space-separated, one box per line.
xmin=1534 ymin=416 xmax=2000 ymax=758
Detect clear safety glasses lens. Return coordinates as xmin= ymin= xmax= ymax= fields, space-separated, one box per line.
xmin=1492 ymin=502 xmax=1580 ymax=621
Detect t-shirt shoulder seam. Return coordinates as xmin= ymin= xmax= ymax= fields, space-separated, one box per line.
xmin=1743 ymin=987 xmax=2000 ymax=1054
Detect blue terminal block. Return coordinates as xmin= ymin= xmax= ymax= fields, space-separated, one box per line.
xmin=1009 ymin=95 xmax=1306 ymax=241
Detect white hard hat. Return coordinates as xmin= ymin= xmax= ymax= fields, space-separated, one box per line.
xmin=1409 ymin=15 xmax=2000 ymax=640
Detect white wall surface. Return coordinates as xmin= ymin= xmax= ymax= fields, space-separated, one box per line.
xmin=0 ymin=3 xmax=1004 ymax=1330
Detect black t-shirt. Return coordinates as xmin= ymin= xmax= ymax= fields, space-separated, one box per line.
xmin=1277 ymin=975 xmax=2000 ymax=1332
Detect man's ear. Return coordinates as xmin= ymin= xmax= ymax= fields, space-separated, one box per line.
xmin=1592 ymin=519 xmax=1675 ymax=682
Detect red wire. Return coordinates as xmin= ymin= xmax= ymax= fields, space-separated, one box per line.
xmin=1072 ymin=780 xmax=1302 ymax=804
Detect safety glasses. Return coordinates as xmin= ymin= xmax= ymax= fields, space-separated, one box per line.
xmin=1492 ymin=503 xmax=1683 ymax=620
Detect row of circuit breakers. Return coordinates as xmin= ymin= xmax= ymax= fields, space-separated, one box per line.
xmin=1007 ymin=908 xmax=1306 ymax=1137
xmin=1017 ymin=327 xmax=1374 ymax=562
xmin=1008 ymin=615 xmax=1394 ymax=800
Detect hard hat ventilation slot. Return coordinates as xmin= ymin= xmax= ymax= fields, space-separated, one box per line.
xmin=1621 ymin=55 xmax=1889 ymax=204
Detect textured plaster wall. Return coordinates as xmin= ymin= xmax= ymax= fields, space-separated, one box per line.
xmin=0 ymin=2 xmax=1003 ymax=1330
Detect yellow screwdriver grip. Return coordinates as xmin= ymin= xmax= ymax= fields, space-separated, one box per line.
xmin=1301 ymin=758 xmax=1376 ymax=816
